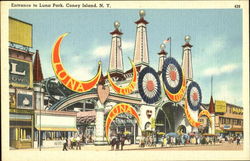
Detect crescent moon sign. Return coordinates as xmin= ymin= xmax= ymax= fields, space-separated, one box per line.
xmin=164 ymin=71 xmax=186 ymax=102
xmin=52 ymin=33 xmax=102 ymax=93
xmin=107 ymin=58 xmax=137 ymax=95
xmin=184 ymin=98 xmax=202 ymax=127
xmin=105 ymin=103 xmax=141 ymax=143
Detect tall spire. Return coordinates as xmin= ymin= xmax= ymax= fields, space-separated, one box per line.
xmin=181 ymin=35 xmax=193 ymax=81
xmin=33 ymin=50 xmax=44 ymax=83
xmin=208 ymin=96 xmax=215 ymax=114
xmin=158 ymin=43 xmax=167 ymax=72
xmin=133 ymin=10 xmax=149 ymax=66
xmin=109 ymin=21 xmax=124 ymax=74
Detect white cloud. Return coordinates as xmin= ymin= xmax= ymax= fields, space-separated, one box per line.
xmin=69 ymin=66 xmax=95 ymax=81
xmin=93 ymin=45 xmax=110 ymax=57
xmin=92 ymin=40 xmax=134 ymax=57
xmin=206 ymin=37 xmax=226 ymax=55
xmin=203 ymin=63 xmax=239 ymax=76
xmin=122 ymin=41 xmax=134 ymax=51
xmin=214 ymin=83 xmax=242 ymax=106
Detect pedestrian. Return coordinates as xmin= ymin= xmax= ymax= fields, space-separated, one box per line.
xmin=120 ymin=134 xmax=126 ymax=150
xmin=236 ymin=135 xmax=240 ymax=145
xmin=111 ymin=136 xmax=116 ymax=150
xmin=67 ymin=137 xmax=71 ymax=149
xmin=115 ymin=133 xmax=120 ymax=150
xmin=76 ymin=135 xmax=81 ymax=150
xmin=163 ymin=136 xmax=167 ymax=147
xmin=63 ymin=138 xmax=68 ymax=151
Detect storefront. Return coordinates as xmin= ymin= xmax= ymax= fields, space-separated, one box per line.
xmin=34 ymin=110 xmax=77 ymax=148
xmin=9 ymin=109 xmax=34 ymax=149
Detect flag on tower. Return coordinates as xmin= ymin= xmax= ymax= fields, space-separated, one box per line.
xmin=163 ymin=37 xmax=171 ymax=44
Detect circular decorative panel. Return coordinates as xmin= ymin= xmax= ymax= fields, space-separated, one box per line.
xmin=187 ymin=81 xmax=202 ymax=111
xmin=162 ymin=57 xmax=183 ymax=94
xmin=138 ymin=66 xmax=161 ymax=104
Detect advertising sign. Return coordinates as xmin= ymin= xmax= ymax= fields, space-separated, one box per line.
xmin=9 ymin=17 xmax=32 ymax=47
xmin=16 ymin=89 xmax=33 ymax=109
xmin=215 ymin=100 xmax=227 ymax=113
xmin=9 ymin=58 xmax=33 ymax=88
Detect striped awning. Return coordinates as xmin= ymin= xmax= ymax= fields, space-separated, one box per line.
xmin=36 ymin=127 xmax=78 ymax=131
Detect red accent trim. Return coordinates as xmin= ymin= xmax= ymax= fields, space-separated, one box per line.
xmin=135 ymin=18 xmax=149 ymax=25
xmin=158 ymin=50 xmax=167 ymax=55
xmin=110 ymin=29 xmax=123 ymax=35
xmin=182 ymin=42 xmax=193 ymax=48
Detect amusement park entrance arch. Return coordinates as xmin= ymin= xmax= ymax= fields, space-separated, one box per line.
xmin=155 ymin=101 xmax=185 ymax=134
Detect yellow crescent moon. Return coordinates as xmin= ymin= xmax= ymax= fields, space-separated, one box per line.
xmin=52 ymin=33 xmax=102 ymax=93
xmin=198 ymin=110 xmax=213 ymax=126
xmin=184 ymin=98 xmax=202 ymax=127
xmin=107 ymin=58 xmax=137 ymax=95
xmin=164 ymin=69 xmax=186 ymax=102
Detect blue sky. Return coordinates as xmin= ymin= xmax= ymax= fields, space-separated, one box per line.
xmin=9 ymin=9 xmax=243 ymax=106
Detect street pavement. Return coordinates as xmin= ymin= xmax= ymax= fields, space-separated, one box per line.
xmin=11 ymin=142 xmax=243 ymax=151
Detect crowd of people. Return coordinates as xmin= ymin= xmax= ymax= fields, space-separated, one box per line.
xmin=62 ymin=135 xmax=83 ymax=151
xmin=61 ymin=132 xmax=242 ymax=151
xmin=138 ymin=133 xmax=242 ymax=148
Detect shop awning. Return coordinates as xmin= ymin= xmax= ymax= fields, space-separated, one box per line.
xmin=36 ymin=127 xmax=78 ymax=131
xmin=223 ymin=128 xmax=243 ymax=132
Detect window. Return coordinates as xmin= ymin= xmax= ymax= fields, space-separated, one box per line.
xmin=20 ymin=128 xmax=31 ymax=141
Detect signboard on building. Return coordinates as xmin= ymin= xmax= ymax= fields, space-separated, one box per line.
xmin=16 ymin=89 xmax=33 ymax=109
xmin=232 ymin=107 xmax=243 ymax=114
xmin=224 ymin=125 xmax=231 ymax=129
xmin=9 ymin=17 xmax=32 ymax=47
xmin=9 ymin=58 xmax=33 ymax=88
xmin=215 ymin=100 xmax=226 ymax=113
xmin=35 ymin=114 xmax=77 ymax=131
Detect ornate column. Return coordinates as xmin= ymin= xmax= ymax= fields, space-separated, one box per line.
xmin=94 ymin=100 xmax=107 ymax=145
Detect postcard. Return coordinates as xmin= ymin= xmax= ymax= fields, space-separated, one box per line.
xmin=1 ymin=1 xmax=249 ymax=161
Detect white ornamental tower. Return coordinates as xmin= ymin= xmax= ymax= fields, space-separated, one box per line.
xmin=181 ymin=35 xmax=193 ymax=81
xmin=109 ymin=21 xmax=124 ymax=74
xmin=133 ymin=10 xmax=149 ymax=66
xmin=158 ymin=43 xmax=168 ymax=72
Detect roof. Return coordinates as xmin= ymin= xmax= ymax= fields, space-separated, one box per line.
xmin=110 ymin=29 xmax=123 ymax=35
xmin=135 ymin=17 xmax=149 ymax=25
xmin=158 ymin=50 xmax=167 ymax=56
xmin=208 ymin=96 xmax=215 ymax=114
xmin=182 ymin=42 xmax=193 ymax=48
xmin=33 ymin=50 xmax=44 ymax=83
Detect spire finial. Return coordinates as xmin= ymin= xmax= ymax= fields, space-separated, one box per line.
xmin=139 ymin=10 xmax=145 ymax=18
xmin=160 ymin=43 xmax=166 ymax=50
xmin=184 ymin=35 xmax=191 ymax=43
xmin=114 ymin=21 xmax=120 ymax=29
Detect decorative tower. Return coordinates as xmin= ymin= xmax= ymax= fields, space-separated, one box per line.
xmin=208 ymin=76 xmax=215 ymax=134
xmin=33 ymin=50 xmax=44 ymax=110
xmin=133 ymin=10 xmax=149 ymax=66
xmin=181 ymin=35 xmax=193 ymax=81
xmin=109 ymin=21 xmax=124 ymax=74
xmin=158 ymin=43 xmax=168 ymax=72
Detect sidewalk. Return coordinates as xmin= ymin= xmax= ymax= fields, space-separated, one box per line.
xmin=11 ymin=142 xmax=230 ymax=151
